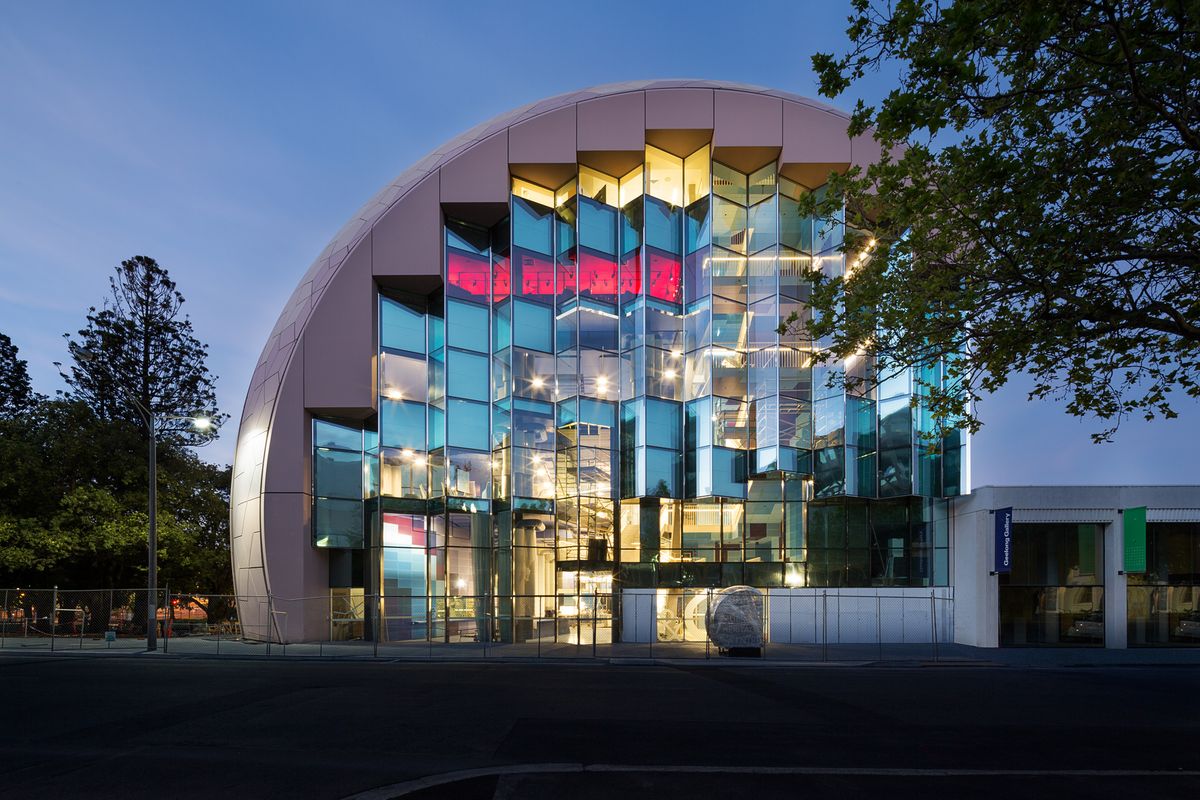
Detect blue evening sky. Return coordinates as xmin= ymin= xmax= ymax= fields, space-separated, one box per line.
xmin=2 ymin=1 xmax=1196 ymax=484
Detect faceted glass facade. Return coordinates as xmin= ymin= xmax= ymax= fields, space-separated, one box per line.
xmin=308 ymin=147 xmax=964 ymax=642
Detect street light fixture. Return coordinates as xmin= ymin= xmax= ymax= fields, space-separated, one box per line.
xmin=54 ymin=356 xmax=217 ymax=651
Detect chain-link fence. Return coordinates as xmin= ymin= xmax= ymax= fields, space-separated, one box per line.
xmin=0 ymin=587 xmax=954 ymax=661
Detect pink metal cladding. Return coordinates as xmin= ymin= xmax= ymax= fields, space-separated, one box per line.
xmin=230 ymin=80 xmax=864 ymax=641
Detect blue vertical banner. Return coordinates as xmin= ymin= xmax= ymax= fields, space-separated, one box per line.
xmin=994 ymin=507 xmax=1014 ymax=574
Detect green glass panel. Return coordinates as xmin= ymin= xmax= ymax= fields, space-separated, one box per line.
xmin=1124 ymin=506 xmax=1147 ymax=573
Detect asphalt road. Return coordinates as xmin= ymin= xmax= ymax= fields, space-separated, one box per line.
xmin=0 ymin=655 xmax=1196 ymax=799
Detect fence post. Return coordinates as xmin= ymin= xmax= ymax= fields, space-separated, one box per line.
xmin=163 ymin=585 xmax=170 ymax=654
xmin=373 ymin=593 xmax=379 ymax=659
xmin=51 ymin=586 xmax=57 ymax=652
xmin=108 ymin=589 xmax=114 ymax=649
xmin=706 ymin=589 xmax=711 ymax=660
xmin=216 ymin=596 xmax=221 ymax=656
xmin=821 ymin=590 xmax=827 ymax=662
xmin=877 ymin=593 xmax=883 ymax=662
xmin=592 ymin=594 xmax=597 ymax=659
xmin=930 ymin=590 xmax=939 ymax=662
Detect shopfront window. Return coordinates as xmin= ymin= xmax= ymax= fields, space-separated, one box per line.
xmin=999 ymin=523 xmax=1105 ymax=646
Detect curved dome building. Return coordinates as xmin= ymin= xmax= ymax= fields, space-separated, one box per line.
xmin=229 ymin=80 xmax=970 ymax=645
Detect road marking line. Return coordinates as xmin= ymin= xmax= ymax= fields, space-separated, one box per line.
xmin=342 ymin=762 xmax=1200 ymax=799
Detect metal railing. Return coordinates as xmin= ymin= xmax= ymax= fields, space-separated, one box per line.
xmin=0 ymin=587 xmax=954 ymax=662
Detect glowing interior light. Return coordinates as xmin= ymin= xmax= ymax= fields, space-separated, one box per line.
xmin=385 ymin=389 xmax=404 ymax=400
xmin=402 ymin=449 xmax=414 ymax=458
xmin=670 ymin=349 xmax=683 ymax=358
xmin=663 ymin=369 xmax=676 ymax=380
xmin=531 ymin=376 xmax=544 ymax=389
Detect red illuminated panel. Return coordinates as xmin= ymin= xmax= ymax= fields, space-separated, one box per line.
xmin=447 ymin=249 xmax=490 ymax=300
xmin=492 ymin=253 xmax=510 ymax=302
xmin=556 ymin=254 xmax=576 ymax=300
xmin=579 ymin=249 xmax=618 ymax=304
xmin=647 ymin=249 xmax=682 ymax=304
xmin=619 ymin=251 xmax=642 ymax=301
xmin=515 ymin=248 xmax=555 ymax=297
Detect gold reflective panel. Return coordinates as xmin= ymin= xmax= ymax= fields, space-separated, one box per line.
xmin=579 ymin=166 xmax=619 ymax=208
xmin=645 ymin=145 xmax=684 ymax=206
xmin=684 ymin=145 xmax=711 ymax=205
xmin=512 ymin=177 xmax=555 ymax=207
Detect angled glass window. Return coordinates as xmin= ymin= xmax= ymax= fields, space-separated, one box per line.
xmin=511 ymin=397 xmax=556 ymax=450
xmin=749 ymin=196 xmax=777 ymax=253
xmin=577 ymin=303 xmax=619 ymax=351
xmin=512 ymin=189 xmax=554 ymax=255
xmin=712 ymin=196 xmax=747 ymax=254
xmin=645 ymin=301 xmax=685 ymax=352
xmin=749 ymin=163 xmax=776 ymax=206
xmin=685 ymin=196 xmax=711 ymax=253
xmin=380 ymin=351 xmax=427 ymax=403
xmin=445 ymin=448 xmax=492 ymax=499
xmin=512 ymin=298 xmax=553 ymax=353
xmin=380 ymin=297 xmax=426 ymax=355
xmin=447 ymin=350 xmax=489 ymax=401
xmin=380 ymin=398 xmax=426 ymax=451
xmin=380 ymin=448 xmax=429 ymax=499
xmin=579 ymin=195 xmax=618 ymax=255
xmin=492 ymin=299 xmax=511 ymax=353
xmin=511 ymin=347 xmax=556 ymax=401
xmin=578 ymin=249 xmax=619 ymax=306
xmin=427 ymin=405 xmax=444 ymax=451
xmin=645 ymin=197 xmax=682 ymax=255
xmin=446 ymin=299 xmax=489 ymax=353
xmin=446 ymin=398 xmax=489 ymax=451
xmin=779 ymin=190 xmax=813 ymax=253
xmin=315 ymin=447 xmax=363 ymax=500
xmin=643 ymin=447 xmax=680 ymax=498
xmin=712 ymin=448 xmax=747 ymax=499
xmin=711 ymin=247 xmax=747 ymax=303
xmin=578 ymin=349 xmax=618 ymax=401
xmin=713 ymin=161 xmax=747 ymax=205
xmin=644 ymin=397 xmax=682 ymax=450
xmin=645 ymin=145 xmax=683 ymax=206
xmin=711 ymin=296 xmax=747 ymax=347
xmin=314 ymin=418 xmax=361 ymax=451
xmin=646 ymin=248 xmax=682 ymax=304
xmin=712 ymin=347 xmax=746 ymax=397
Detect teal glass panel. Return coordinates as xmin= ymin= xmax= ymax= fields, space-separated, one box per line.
xmin=492 ymin=299 xmax=511 ymax=353
xmin=427 ymin=405 xmax=444 ymax=451
xmin=380 ymin=398 xmax=426 ymax=450
xmin=427 ymin=350 xmax=445 ymax=404
xmin=847 ymin=395 xmax=877 ymax=451
xmin=381 ymin=296 xmax=426 ymax=355
xmin=513 ymin=298 xmax=553 ymax=352
xmin=446 ymin=399 xmax=489 ymax=450
xmin=314 ymin=419 xmax=361 ymax=451
xmin=579 ymin=195 xmax=618 ymax=255
xmin=492 ymin=400 xmax=511 ymax=448
xmin=446 ymin=299 xmax=489 ymax=353
xmin=644 ymin=196 xmax=681 ymax=254
xmin=813 ymin=447 xmax=845 ymax=498
xmin=579 ymin=397 xmax=617 ymax=429
xmin=685 ymin=398 xmax=713 ymax=449
xmin=512 ymin=196 xmax=554 ymax=255
xmin=556 ymin=307 xmax=578 ymax=353
xmin=711 ymin=447 xmax=747 ymax=498
xmin=711 ymin=296 xmax=747 ymax=346
xmin=685 ymin=196 xmax=711 ymax=253
xmin=643 ymin=447 xmax=680 ymax=497
xmin=314 ymin=498 xmax=364 ymax=549
xmin=447 ymin=350 xmax=489 ymax=401
xmin=315 ymin=448 xmax=363 ymax=499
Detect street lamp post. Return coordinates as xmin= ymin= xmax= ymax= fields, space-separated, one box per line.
xmin=54 ymin=358 xmax=213 ymax=652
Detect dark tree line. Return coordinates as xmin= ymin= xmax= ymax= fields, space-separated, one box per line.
xmin=0 ymin=256 xmax=231 ymax=592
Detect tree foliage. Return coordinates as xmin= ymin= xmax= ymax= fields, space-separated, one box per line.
xmin=62 ymin=255 xmax=227 ymax=445
xmin=0 ymin=333 xmax=37 ymax=417
xmin=805 ymin=0 xmax=1199 ymax=440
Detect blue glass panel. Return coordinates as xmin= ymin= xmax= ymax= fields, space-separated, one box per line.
xmin=492 ymin=400 xmax=510 ymax=448
xmin=579 ymin=195 xmax=618 ymax=255
xmin=512 ymin=196 xmax=554 ymax=255
xmin=644 ymin=398 xmax=681 ymax=450
xmin=380 ymin=398 xmax=426 ymax=450
xmin=513 ymin=298 xmax=553 ymax=353
xmin=644 ymin=196 xmax=681 ymax=254
xmin=779 ymin=194 xmax=812 ymax=252
xmin=446 ymin=299 xmax=489 ymax=353
xmin=556 ymin=307 xmax=578 ymax=353
xmin=645 ymin=301 xmax=684 ymax=351
xmin=314 ymin=419 xmax=361 ymax=451
xmin=382 ymin=546 xmax=427 ymax=595
xmin=381 ymin=297 xmax=426 ymax=355
xmin=446 ymin=399 xmax=489 ymax=450
xmin=578 ymin=397 xmax=616 ymax=429
xmin=685 ymin=398 xmax=713 ymax=449
xmin=447 ymin=350 xmax=489 ymax=401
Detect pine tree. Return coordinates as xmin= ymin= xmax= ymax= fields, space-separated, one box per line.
xmin=62 ymin=256 xmax=227 ymax=446
xmin=0 ymin=333 xmax=36 ymax=417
